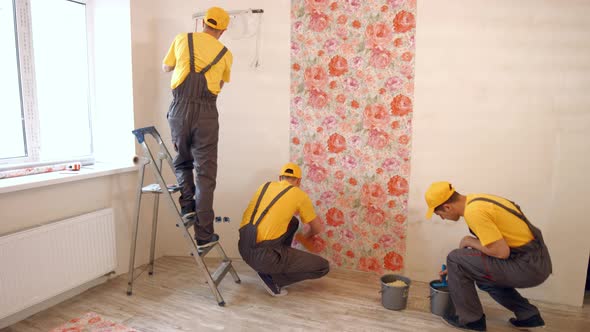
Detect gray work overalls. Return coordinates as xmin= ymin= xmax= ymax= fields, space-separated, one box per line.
xmin=238 ymin=182 xmax=330 ymax=288
xmin=447 ymin=197 xmax=552 ymax=324
xmin=167 ymin=33 xmax=227 ymax=242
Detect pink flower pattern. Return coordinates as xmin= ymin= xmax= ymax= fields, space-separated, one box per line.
xmin=291 ymin=0 xmax=415 ymax=273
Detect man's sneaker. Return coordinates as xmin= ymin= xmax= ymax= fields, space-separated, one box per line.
xmin=196 ymin=233 xmax=219 ymax=248
xmin=509 ymin=314 xmax=545 ymax=329
xmin=182 ymin=212 xmax=196 ymax=222
xmin=257 ymin=273 xmax=288 ymax=297
xmin=442 ymin=313 xmax=486 ymax=331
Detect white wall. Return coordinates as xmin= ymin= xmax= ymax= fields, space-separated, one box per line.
xmin=406 ymin=0 xmax=590 ymax=306
xmin=130 ymin=0 xmax=291 ymax=258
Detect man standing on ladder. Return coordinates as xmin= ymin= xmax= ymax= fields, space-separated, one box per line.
xmin=162 ymin=7 xmax=233 ymax=248
xmin=238 ymin=163 xmax=330 ymax=296
xmin=425 ymin=181 xmax=552 ymax=331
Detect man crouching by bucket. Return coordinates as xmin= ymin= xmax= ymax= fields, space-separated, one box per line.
xmin=425 ymin=182 xmax=552 ymax=331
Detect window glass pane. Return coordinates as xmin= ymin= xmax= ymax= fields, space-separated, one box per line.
xmin=0 ymin=0 xmax=27 ymax=159
xmin=31 ymin=0 xmax=92 ymax=160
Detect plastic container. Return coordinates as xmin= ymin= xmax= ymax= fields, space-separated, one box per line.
xmin=429 ymin=280 xmax=454 ymax=317
xmin=380 ymin=274 xmax=411 ymax=310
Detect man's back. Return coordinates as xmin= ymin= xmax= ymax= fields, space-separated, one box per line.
xmin=464 ymin=194 xmax=534 ymax=248
xmin=241 ymin=180 xmax=317 ymax=243
xmin=163 ymin=32 xmax=233 ymax=94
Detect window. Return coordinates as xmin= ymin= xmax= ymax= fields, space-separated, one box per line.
xmin=0 ymin=0 xmax=93 ymax=167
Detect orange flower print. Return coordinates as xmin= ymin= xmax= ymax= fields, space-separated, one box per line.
xmin=328 ymin=157 xmax=336 ymax=165
xmin=398 ymin=134 xmax=409 ymax=144
xmin=395 ymin=214 xmax=406 ymax=223
xmin=337 ymin=14 xmax=347 ymax=25
xmin=361 ymin=182 xmax=387 ymax=207
xmin=292 ymin=63 xmax=301 ymax=71
xmin=329 ymin=1 xmax=338 ymax=11
xmin=309 ymin=12 xmax=330 ymax=32
xmin=391 ymin=120 xmax=400 ymax=129
xmin=332 ymin=242 xmax=343 ymax=252
xmin=332 ymin=253 xmax=343 ymax=266
xmin=348 ymin=177 xmax=357 ymax=186
xmin=329 ymin=80 xmax=337 ymax=89
xmin=351 ymin=100 xmax=360 ymax=109
xmin=326 ymin=230 xmax=334 ymax=238
xmin=327 ymin=133 xmax=346 ymax=153
xmin=308 ymin=164 xmax=328 ymax=183
xmin=292 ymin=137 xmax=300 ymax=145
xmin=381 ymin=5 xmax=388 ymax=12
xmin=328 ymin=55 xmax=348 ymax=76
xmin=365 ymin=205 xmax=387 ymax=226
xmin=308 ymin=89 xmax=329 ymax=109
xmin=373 ymin=243 xmax=380 ymax=249
xmin=304 ymin=66 xmax=328 ymax=90
xmin=363 ymin=104 xmax=390 ymax=129
xmin=88 ymin=317 xmax=102 ymax=324
xmin=388 ymin=200 xmax=396 ymax=208
xmin=384 ymin=251 xmax=404 ymax=271
xmin=401 ymin=51 xmax=413 ymax=62
xmin=390 ymin=94 xmax=413 ymax=116
xmin=387 ymin=175 xmax=409 ymax=196
xmin=304 ymin=0 xmax=330 ymax=13
xmin=365 ymin=22 xmax=393 ymax=49
xmin=393 ymin=10 xmax=416 ymax=33
xmin=352 ymin=20 xmax=361 ymax=29
xmin=303 ymin=142 xmax=327 ymax=165
xmin=359 ymin=256 xmax=382 ymax=273
xmin=335 ymin=170 xmax=345 ymax=180
xmin=394 ymin=38 xmax=404 ymax=47
xmin=326 ymin=207 xmax=345 ymax=227
xmin=311 ymin=235 xmax=328 ymax=253
xmin=346 ymin=250 xmax=355 ymax=258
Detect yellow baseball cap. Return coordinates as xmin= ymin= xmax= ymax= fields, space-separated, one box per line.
xmin=280 ymin=162 xmax=302 ymax=179
xmin=425 ymin=181 xmax=455 ymax=219
xmin=204 ymin=7 xmax=230 ymax=30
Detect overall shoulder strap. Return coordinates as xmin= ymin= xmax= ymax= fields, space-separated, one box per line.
xmin=254 ymin=186 xmax=294 ymax=227
xmin=248 ymin=182 xmax=271 ymax=225
xmin=200 ymin=46 xmax=228 ymax=74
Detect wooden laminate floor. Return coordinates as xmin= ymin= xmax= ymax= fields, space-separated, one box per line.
xmin=3 ymin=256 xmax=589 ymax=331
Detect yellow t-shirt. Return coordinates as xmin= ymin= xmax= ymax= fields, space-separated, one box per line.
xmin=464 ymin=194 xmax=534 ymax=248
xmin=162 ymin=32 xmax=233 ymax=94
xmin=240 ymin=180 xmax=317 ymax=243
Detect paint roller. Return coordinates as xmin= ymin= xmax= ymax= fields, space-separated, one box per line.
xmin=431 ymin=264 xmax=448 ymax=288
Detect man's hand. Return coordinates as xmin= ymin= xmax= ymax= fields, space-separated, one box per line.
xmin=459 ymin=236 xmax=478 ymax=249
xmin=459 ymin=236 xmax=510 ymax=259
xmin=439 ymin=268 xmax=448 ymax=280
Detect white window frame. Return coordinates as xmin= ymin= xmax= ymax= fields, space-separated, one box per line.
xmin=0 ymin=0 xmax=95 ymax=171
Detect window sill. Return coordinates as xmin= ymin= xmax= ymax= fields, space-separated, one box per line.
xmin=0 ymin=161 xmax=138 ymax=195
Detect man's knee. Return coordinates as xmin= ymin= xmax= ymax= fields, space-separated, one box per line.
xmin=310 ymin=256 xmax=330 ymax=278
xmin=447 ymin=248 xmax=463 ymax=265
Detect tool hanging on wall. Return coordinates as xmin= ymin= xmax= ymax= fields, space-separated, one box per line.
xmin=193 ymin=8 xmax=264 ymax=69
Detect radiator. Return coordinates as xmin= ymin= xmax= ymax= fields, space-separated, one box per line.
xmin=0 ymin=208 xmax=117 ymax=320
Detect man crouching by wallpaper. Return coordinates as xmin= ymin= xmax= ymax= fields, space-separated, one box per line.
xmin=425 ymin=181 xmax=552 ymax=331
xmin=238 ymin=162 xmax=329 ymax=296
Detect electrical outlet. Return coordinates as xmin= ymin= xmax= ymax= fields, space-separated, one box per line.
xmin=215 ymin=216 xmax=222 ymax=223
xmin=223 ymin=216 xmax=231 ymax=222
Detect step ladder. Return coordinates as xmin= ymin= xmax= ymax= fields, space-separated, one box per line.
xmin=126 ymin=126 xmax=240 ymax=306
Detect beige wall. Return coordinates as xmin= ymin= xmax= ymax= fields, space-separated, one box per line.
xmin=130 ymin=0 xmax=292 ymax=258
xmin=406 ymin=0 xmax=590 ymax=306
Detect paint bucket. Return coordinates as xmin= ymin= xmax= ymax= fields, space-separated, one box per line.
xmin=380 ymin=274 xmax=411 ymax=310
xmin=429 ymin=280 xmax=454 ymax=317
